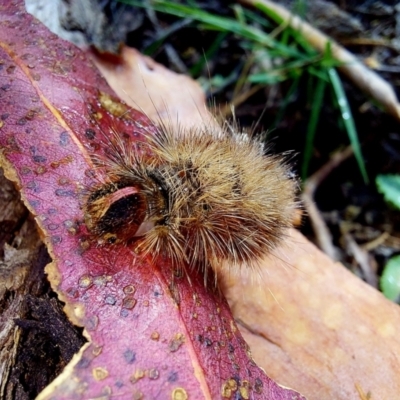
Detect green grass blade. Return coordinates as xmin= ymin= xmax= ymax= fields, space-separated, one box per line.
xmin=120 ymin=0 xmax=306 ymax=58
xmin=328 ymin=68 xmax=368 ymax=183
xmin=242 ymin=8 xmax=274 ymax=29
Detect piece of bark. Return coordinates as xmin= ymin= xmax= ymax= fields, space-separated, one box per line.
xmin=0 ymin=170 xmax=85 ymax=399
xmin=90 ymin=47 xmax=400 ymax=400
xmin=0 ymin=169 xmax=29 ymax=253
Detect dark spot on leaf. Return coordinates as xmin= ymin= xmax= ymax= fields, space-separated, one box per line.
xmin=29 ymin=146 xmax=47 ymax=163
xmin=228 ymin=343 xmax=235 ymax=353
xmin=47 ymin=223 xmax=59 ymax=231
xmin=60 ymin=131 xmax=69 ymax=146
xmin=48 ymin=208 xmax=57 ymax=215
xmin=55 ymin=189 xmax=76 ymax=197
xmin=17 ymin=117 xmax=27 ymax=125
xmin=21 ymin=167 xmax=31 ymax=175
xmin=33 ymin=155 xmax=47 ymax=163
xmin=85 ymin=128 xmax=96 ymax=140
xmin=204 ymin=338 xmax=212 ymax=347
xmin=1 ymin=84 xmax=11 ymax=91
xmin=120 ymin=309 xmax=129 ymax=318
xmin=115 ymin=381 xmax=124 ymax=388
xmin=1 ymin=113 xmax=9 ymax=120
xmin=51 ymin=236 xmax=62 ymax=245
xmin=168 ymin=371 xmax=178 ymax=383
xmin=254 ymin=378 xmax=263 ymax=394
xmin=29 ymin=200 xmax=40 ymax=208
xmin=123 ymin=349 xmax=136 ymax=364
xmin=32 ymin=73 xmax=41 ymax=81
xmin=6 ymin=65 xmax=15 ymax=74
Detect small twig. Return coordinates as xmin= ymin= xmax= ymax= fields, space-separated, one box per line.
xmin=241 ymin=0 xmax=400 ymax=122
xmin=219 ymin=84 xmax=263 ymax=119
xmin=362 ymin=232 xmax=390 ymax=252
xmin=302 ymin=146 xmax=354 ymax=260
xmin=344 ymin=233 xmax=378 ymax=288
xmin=341 ymin=37 xmax=399 ymax=51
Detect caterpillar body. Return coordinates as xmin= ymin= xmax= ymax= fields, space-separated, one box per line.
xmin=83 ymin=114 xmax=297 ymax=281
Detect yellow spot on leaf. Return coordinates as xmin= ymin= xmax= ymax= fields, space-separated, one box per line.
xmin=239 ymin=380 xmax=250 ymax=399
xmin=172 ymin=388 xmax=188 ymax=400
xmin=92 ymin=367 xmax=108 ymax=381
xmin=221 ymin=378 xmax=238 ymax=397
xmin=130 ymin=369 xmax=145 ymax=384
xmin=99 ymin=91 xmax=129 ymax=118
xmin=169 ymin=333 xmax=185 ymax=352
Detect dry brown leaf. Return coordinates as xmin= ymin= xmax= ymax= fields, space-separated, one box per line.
xmin=92 ymin=47 xmax=214 ymax=129
xmin=90 ymin=47 xmax=400 ymax=400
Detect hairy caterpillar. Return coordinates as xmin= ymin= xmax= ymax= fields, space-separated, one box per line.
xmin=83 ymin=108 xmax=297 ymax=281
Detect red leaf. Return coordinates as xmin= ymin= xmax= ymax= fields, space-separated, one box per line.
xmin=0 ymin=1 xmax=305 ymax=399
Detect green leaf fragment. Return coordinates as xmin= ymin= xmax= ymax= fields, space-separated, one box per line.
xmin=381 ymin=255 xmax=400 ymax=302
xmin=376 ymin=174 xmax=400 ymax=210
